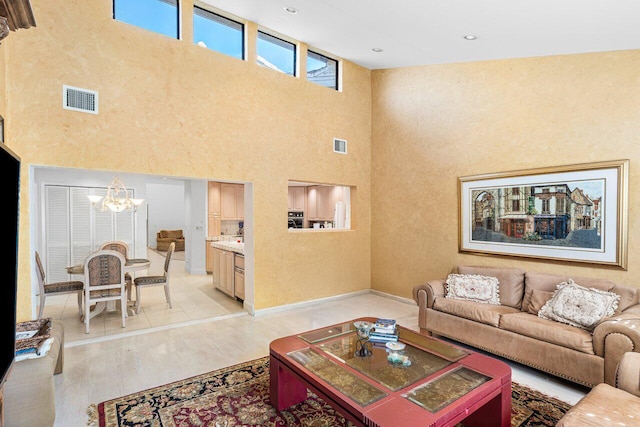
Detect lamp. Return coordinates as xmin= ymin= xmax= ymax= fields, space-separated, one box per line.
xmin=88 ymin=176 xmax=144 ymax=213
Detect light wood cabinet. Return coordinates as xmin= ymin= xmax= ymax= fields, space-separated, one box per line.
xmin=234 ymin=269 xmax=245 ymax=300
xmin=287 ymin=186 xmax=305 ymax=211
xmin=306 ymin=185 xmax=343 ymax=221
xmin=206 ymin=242 xmax=214 ymax=273
xmin=208 ymin=182 xmax=221 ymax=237
xmin=213 ymin=247 xmax=235 ymax=297
xmin=208 ymin=182 xmax=221 ymax=216
xmin=223 ymin=250 xmax=234 ymax=296
xmin=234 ymin=254 xmax=245 ymax=300
xmin=236 ymin=185 xmax=244 ymax=220
xmin=221 ymin=183 xmax=244 ymax=220
xmin=212 ymin=247 xmax=221 ymax=287
xmin=208 ymin=216 xmax=221 ymax=237
xmin=306 ymin=187 xmax=317 ymax=220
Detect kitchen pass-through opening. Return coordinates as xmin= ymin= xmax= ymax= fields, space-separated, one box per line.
xmin=287 ymin=181 xmax=352 ymax=230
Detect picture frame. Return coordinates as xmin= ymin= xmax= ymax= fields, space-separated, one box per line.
xmin=458 ymin=160 xmax=629 ymax=269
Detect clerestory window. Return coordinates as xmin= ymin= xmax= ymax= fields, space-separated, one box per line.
xmin=113 ymin=0 xmax=179 ymax=39
xmin=257 ymin=31 xmax=296 ymax=76
xmin=193 ymin=7 xmax=244 ymax=60
xmin=307 ymin=50 xmax=338 ymax=90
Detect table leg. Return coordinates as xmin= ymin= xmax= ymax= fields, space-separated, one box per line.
xmin=269 ymin=355 xmax=307 ymax=411
xmin=88 ymin=302 xmax=106 ymax=320
xmin=462 ymin=382 xmax=511 ymax=427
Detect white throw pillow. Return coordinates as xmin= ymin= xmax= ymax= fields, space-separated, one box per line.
xmin=538 ymin=279 xmax=620 ymax=330
xmin=445 ymin=274 xmax=500 ymax=305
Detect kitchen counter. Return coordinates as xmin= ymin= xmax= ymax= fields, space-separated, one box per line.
xmin=211 ymin=241 xmax=244 ymax=254
xmin=206 ymin=235 xmax=242 ymax=242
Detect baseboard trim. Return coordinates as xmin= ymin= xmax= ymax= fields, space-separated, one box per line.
xmin=65 ymin=311 xmax=248 ymax=348
xmin=252 ymin=288 xmax=414 ymax=317
xmin=369 ymin=289 xmax=415 ymax=306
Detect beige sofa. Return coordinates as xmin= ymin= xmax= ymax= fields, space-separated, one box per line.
xmin=557 ymin=352 xmax=640 ymax=425
xmin=3 ymin=320 xmax=64 ymax=426
xmin=157 ymin=229 xmax=185 ymax=251
xmin=413 ymin=265 xmax=640 ymax=387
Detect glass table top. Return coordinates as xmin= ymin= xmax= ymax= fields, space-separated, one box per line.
xmin=298 ymin=322 xmax=355 ymax=344
xmin=405 ymin=366 xmax=491 ymax=412
xmin=318 ymin=334 xmax=453 ymax=391
xmin=287 ymin=321 xmax=490 ymax=413
xmin=288 ymin=348 xmax=388 ymax=407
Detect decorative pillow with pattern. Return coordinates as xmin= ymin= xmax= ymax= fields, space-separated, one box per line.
xmin=538 ymin=279 xmax=620 ymax=330
xmin=445 ymin=274 xmax=500 ymax=305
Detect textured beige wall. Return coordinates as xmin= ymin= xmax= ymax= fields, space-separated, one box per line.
xmin=372 ymin=50 xmax=640 ymax=297
xmin=5 ymin=1 xmax=372 ymax=321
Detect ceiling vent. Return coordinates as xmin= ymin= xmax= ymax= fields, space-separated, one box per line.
xmin=63 ymin=85 xmax=98 ymax=114
xmin=333 ymin=138 xmax=347 ymax=154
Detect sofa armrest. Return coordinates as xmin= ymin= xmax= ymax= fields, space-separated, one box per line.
xmin=413 ymin=280 xmax=446 ymax=334
xmin=593 ymin=310 xmax=640 ymax=355
xmin=592 ymin=308 xmax=640 ymax=385
xmin=413 ymin=279 xmax=446 ymax=309
xmin=4 ymin=320 xmax=64 ymax=427
xmin=616 ymin=352 xmax=640 ymax=396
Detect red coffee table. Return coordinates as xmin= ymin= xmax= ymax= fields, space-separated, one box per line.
xmin=270 ymin=317 xmax=511 ymax=426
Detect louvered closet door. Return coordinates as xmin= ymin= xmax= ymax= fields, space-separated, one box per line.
xmin=45 ymin=186 xmax=71 ymax=282
xmin=45 ymin=185 xmax=137 ymax=282
xmin=70 ymin=187 xmax=93 ymax=266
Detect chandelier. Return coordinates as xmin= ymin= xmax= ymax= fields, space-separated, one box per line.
xmin=87 ymin=176 xmax=144 ymax=213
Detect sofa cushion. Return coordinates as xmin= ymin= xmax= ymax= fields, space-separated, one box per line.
xmin=500 ymin=312 xmax=594 ymax=354
xmin=433 ymin=298 xmax=520 ymax=327
xmin=538 ymin=279 xmax=620 ymax=330
xmin=457 ymin=265 xmax=525 ymax=309
xmin=445 ymin=274 xmax=500 ymax=305
xmin=527 ymin=289 xmax=554 ymax=315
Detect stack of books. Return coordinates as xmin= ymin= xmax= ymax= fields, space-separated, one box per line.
xmin=368 ymin=318 xmax=398 ymax=343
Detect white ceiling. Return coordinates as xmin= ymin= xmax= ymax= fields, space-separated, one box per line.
xmin=200 ymin=0 xmax=640 ymax=70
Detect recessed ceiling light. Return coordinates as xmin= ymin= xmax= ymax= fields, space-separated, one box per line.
xmin=284 ymin=6 xmax=298 ymax=14
xmin=371 ymin=48 xmax=383 ymax=53
xmin=463 ymin=35 xmax=477 ymax=40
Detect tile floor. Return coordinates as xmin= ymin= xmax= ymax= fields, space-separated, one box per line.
xmin=42 ymin=248 xmax=245 ymax=344
xmin=47 ymin=258 xmax=588 ymax=426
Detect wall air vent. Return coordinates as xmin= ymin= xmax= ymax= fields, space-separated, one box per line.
xmin=333 ymin=138 xmax=347 ymax=154
xmin=63 ymin=85 xmax=98 ymax=114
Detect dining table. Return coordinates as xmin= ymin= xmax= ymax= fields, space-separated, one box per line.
xmin=66 ymin=258 xmax=151 ymax=319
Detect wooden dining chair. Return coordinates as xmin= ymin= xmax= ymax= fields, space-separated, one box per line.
xmin=100 ymin=240 xmax=133 ymax=295
xmin=132 ymin=242 xmax=174 ymax=314
xmin=99 ymin=241 xmax=129 ymax=258
xmin=83 ymin=249 xmax=128 ymax=334
xmin=35 ymin=251 xmax=84 ymax=319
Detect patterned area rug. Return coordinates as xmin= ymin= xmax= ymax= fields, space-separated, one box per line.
xmin=88 ymin=357 xmax=572 ymax=426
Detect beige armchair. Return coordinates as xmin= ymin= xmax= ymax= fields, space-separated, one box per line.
xmin=156 ymin=229 xmax=185 ymax=251
xmin=557 ymin=352 xmax=640 ymax=426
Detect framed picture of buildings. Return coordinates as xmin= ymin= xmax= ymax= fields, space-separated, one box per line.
xmin=458 ymin=159 xmax=629 ymax=269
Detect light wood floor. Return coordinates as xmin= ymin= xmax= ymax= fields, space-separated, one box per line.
xmin=50 ymin=261 xmax=588 ymax=426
